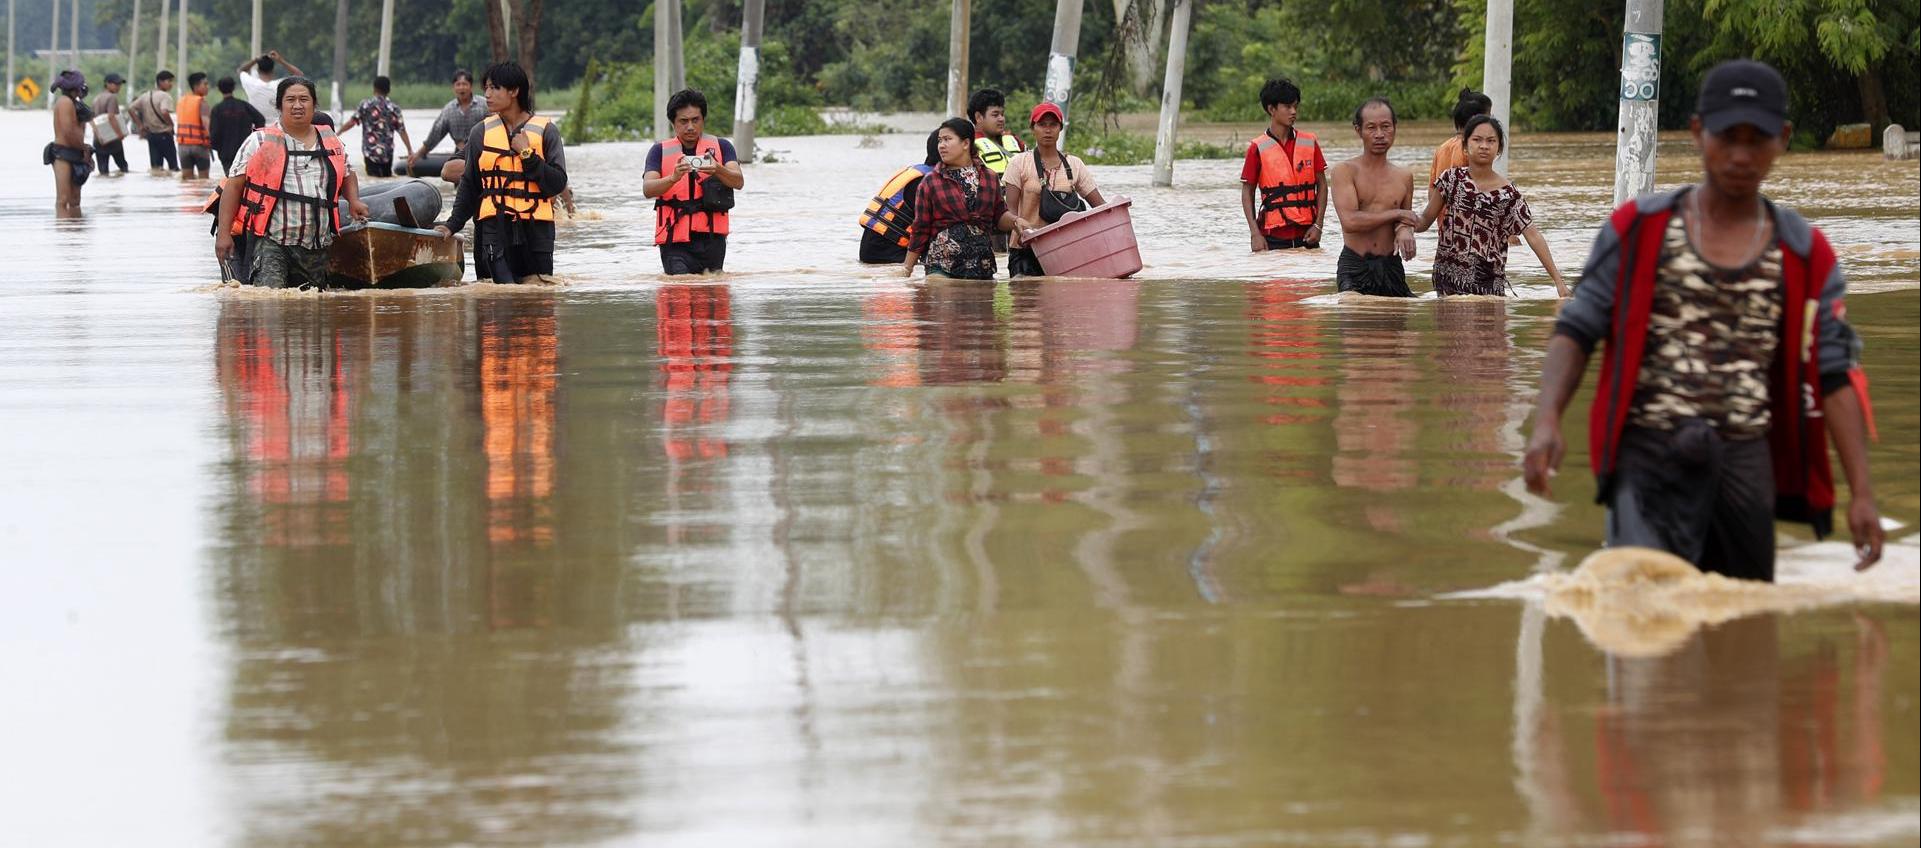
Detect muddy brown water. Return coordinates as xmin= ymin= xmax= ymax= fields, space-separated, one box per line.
xmin=2 ymin=112 xmax=1916 ymax=846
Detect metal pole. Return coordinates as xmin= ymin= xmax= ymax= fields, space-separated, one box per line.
xmin=1043 ymin=0 xmax=1082 ymax=113
xmin=1151 ymin=0 xmax=1191 ymax=187
xmin=1612 ymin=0 xmax=1664 ymax=204
xmin=733 ymin=0 xmax=764 ymax=161
xmin=329 ymin=0 xmax=347 ymax=116
xmin=153 ymin=0 xmax=166 ymax=71
xmin=175 ymin=0 xmax=186 ymax=85
xmin=127 ymin=0 xmax=139 ymax=94
xmin=249 ymin=0 xmax=259 ymax=59
xmin=653 ymin=0 xmax=667 ymax=136
xmin=945 ymin=0 xmax=969 ymax=117
xmin=1482 ymin=0 xmax=1512 ymax=173
xmin=377 ymin=0 xmax=394 ymax=76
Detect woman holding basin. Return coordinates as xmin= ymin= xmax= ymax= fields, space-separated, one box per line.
xmin=1002 ymin=102 xmax=1106 ymax=278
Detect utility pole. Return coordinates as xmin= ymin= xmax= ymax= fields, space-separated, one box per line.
xmin=1043 ymin=0 xmax=1082 ymax=115
xmin=127 ymin=0 xmax=139 ymax=95
xmin=652 ymin=0 xmax=667 ymax=136
xmin=1151 ymin=0 xmax=1192 ymax=187
xmin=45 ymin=0 xmax=55 ymax=95
xmin=376 ymin=0 xmax=394 ymax=76
xmin=666 ymin=0 xmax=684 ymax=92
xmin=249 ymin=0 xmax=259 ymax=59
xmin=945 ymin=0 xmax=968 ymax=118
xmin=1482 ymin=0 xmax=1512 ymax=172
xmin=153 ymin=0 xmax=166 ymax=71
xmin=329 ymin=0 xmax=347 ymax=116
xmin=5 ymin=0 xmax=13 ymax=108
xmin=175 ymin=0 xmax=186 ymax=83
xmin=733 ymin=0 xmax=764 ymax=161
xmin=1612 ymin=0 xmax=1664 ymax=204
xmin=65 ymin=0 xmax=73 ymax=70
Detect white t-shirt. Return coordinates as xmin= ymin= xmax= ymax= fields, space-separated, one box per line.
xmin=241 ymin=71 xmax=280 ymax=119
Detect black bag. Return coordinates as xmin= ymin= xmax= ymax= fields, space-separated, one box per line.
xmin=1037 ymin=156 xmax=1088 ymax=224
xmin=697 ymin=175 xmax=735 ymax=213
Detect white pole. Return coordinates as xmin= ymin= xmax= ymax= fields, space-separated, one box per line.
xmin=377 ymin=0 xmax=394 ymax=78
xmin=127 ymin=0 xmax=139 ymax=94
xmin=1612 ymin=0 xmax=1665 ymax=205
xmin=153 ymin=0 xmax=166 ymax=71
xmin=175 ymin=0 xmax=186 ymax=84
xmin=666 ymin=0 xmax=683 ymax=92
xmin=249 ymin=0 xmax=259 ymax=59
xmin=733 ymin=0 xmax=764 ymax=161
xmin=945 ymin=0 xmax=968 ymax=118
xmin=1151 ymin=0 xmax=1191 ymax=187
xmin=65 ymin=0 xmax=73 ymax=70
xmin=45 ymin=0 xmax=56 ymax=99
xmin=1482 ymin=0 xmax=1513 ymax=173
xmin=652 ymin=0 xmax=667 ymax=136
xmin=5 ymin=0 xmax=12 ymax=108
xmin=1043 ymin=0 xmax=1082 ymax=112
xmin=329 ymin=0 xmax=346 ymax=115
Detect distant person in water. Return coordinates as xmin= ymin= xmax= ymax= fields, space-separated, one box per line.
xmin=340 ymin=75 xmax=412 ymax=178
xmin=858 ymin=129 xmax=943 ymax=265
xmin=209 ymin=76 xmax=267 ymax=176
xmin=1003 ymin=101 xmax=1106 ymax=277
xmin=1524 ymin=59 xmax=1883 ymax=581
xmin=643 ymin=88 xmax=742 ymax=275
xmin=1414 ymin=115 xmax=1567 ymax=297
xmin=900 ymin=117 xmax=1034 ymax=280
xmin=1242 ymin=77 xmax=1328 ymax=252
xmin=47 ymin=70 xmax=94 ymax=215
xmin=967 ymin=88 xmax=1024 ymax=175
xmin=1327 ymin=97 xmax=1416 ymax=296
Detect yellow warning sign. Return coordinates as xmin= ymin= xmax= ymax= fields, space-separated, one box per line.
xmin=15 ymin=77 xmax=41 ymax=103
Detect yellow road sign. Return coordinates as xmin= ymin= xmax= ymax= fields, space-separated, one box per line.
xmin=15 ymin=77 xmax=41 ymax=103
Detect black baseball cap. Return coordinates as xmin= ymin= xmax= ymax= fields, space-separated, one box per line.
xmin=103 ymin=72 xmax=125 ymax=84
xmin=1696 ymin=59 xmax=1788 ymax=137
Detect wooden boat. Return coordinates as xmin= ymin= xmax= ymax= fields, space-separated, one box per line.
xmin=327 ymin=221 xmax=465 ymax=288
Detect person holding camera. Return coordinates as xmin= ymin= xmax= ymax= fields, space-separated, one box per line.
xmin=644 ymin=89 xmax=744 ymax=275
xmin=436 ymin=62 xmax=568 ymax=283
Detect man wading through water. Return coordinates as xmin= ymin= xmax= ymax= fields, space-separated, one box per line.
xmin=1327 ymin=97 xmax=1417 ymax=296
xmin=437 ymin=62 xmax=569 ymax=283
xmin=1242 ymin=78 xmax=1329 ymax=252
xmin=1524 ymin=59 xmax=1884 ymax=579
xmin=644 ymin=88 xmax=743 ymax=275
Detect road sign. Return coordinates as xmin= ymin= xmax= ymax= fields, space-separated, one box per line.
xmin=16 ymin=77 xmax=42 ymax=103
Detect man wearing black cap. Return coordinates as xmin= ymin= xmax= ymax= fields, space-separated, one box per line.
xmin=91 ymin=73 xmax=131 ymax=175
xmin=1523 ymin=59 xmax=1884 ymax=580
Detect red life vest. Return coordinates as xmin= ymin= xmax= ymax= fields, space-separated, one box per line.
xmin=220 ymin=125 xmax=348 ymax=238
xmin=1251 ymin=129 xmax=1320 ymax=230
xmin=176 ymin=93 xmax=210 ymax=147
xmin=654 ymin=135 xmax=731 ymax=245
xmin=857 ymin=164 xmax=935 ymax=249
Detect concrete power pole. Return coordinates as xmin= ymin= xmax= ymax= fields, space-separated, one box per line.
xmin=377 ymin=0 xmax=395 ymax=76
xmin=127 ymin=0 xmax=139 ymax=93
xmin=330 ymin=0 xmax=347 ymax=116
xmin=733 ymin=0 xmax=764 ymax=162
xmin=1043 ymin=0 xmax=1082 ymax=114
xmin=653 ymin=0 xmax=667 ymax=136
xmin=1151 ymin=0 xmax=1192 ymax=187
xmin=66 ymin=0 xmax=73 ymax=69
xmin=176 ymin=0 xmax=186 ymax=83
xmin=153 ymin=0 xmax=166 ymax=71
xmin=667 ymin=0 xmax=684 ymax=92
xmin=45 ymin=0 xmax=55 ymax=94
xmin=1612 ymin=0 xmax=1664 ymax=204
xmin=1482 ymin=0 xmax=1513 ymax=173
xmin=6 ymin=0 xmax=13 ymax=108
xmin=249 ymin=0 xmax=259 ymax=59
xmin=945 ymin=0 xmax=968 ymax=118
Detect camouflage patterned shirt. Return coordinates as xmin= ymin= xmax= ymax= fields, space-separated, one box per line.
xmin=1629 ymin=213 xmax=1784 ymax=439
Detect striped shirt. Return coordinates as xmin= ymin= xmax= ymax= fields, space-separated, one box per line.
xmin=229 ymin=128 xmax=336 ymax=250
xmin=421 ymin=97 xmax=487 ymax=155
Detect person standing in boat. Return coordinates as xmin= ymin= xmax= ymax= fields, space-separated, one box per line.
xmin=47 ymin=70 xmax=94 ymax=216
xmin=858 ymin=129 xmax=942 ymax=265
xmin=644 ymin=88 xmax=742 ymax=275
xmin=213 ymin=77 xmax=370 ymax=288
xmin=900 ymin=118 xmax=1034 ymax=280
xmin=1001 ymin=102 xmax=1105 ymax=277
xmin=437 ymin=62 xmax=568 ymax=283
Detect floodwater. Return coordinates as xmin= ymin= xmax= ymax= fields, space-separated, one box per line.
xmin=1 ymin=109 xmax=1917 ymax=847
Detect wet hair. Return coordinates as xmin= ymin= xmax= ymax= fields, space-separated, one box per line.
xmin=452 ymin=69 xmax=473 ymax=84
xmin=936 ymin=117 xmax=976 ymax=161
xmin=257 ymin=55 xmax=275 ymax=74
xmin=1452 ymin=88 xmax=1493 ymax=130
xmin=1462 ymin=114 xmax=1506 ymax=152
xmin=156 ymin=70 xmax=175 ymax=85
xmin=482 ymin=62 xmax=534 ymax=112
xmin=667 ymin=88 xmax=707 ymax=121
xmin=217 ymin=76 xmax=236 ymax=95
xmin=924 ymin=128 xmax=943 ymax=167
xmin=967 ymin=89 xmax=1004 ymax=123
xmin=1351 ymin=96 xmax=1397 ymax=128
xmin=276 ymin=76 xmax=319 ymax=110
xmin=1261 ymin=78 xmax=1301 ymax=110
xmin=188 ymin=72 xmax=207 ymax=89
xmin=373 ymin=75 xmax=392 ymax=95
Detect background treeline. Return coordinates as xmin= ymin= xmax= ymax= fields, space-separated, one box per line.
xmin=35 ymin=0 xmax=1921 ymax=146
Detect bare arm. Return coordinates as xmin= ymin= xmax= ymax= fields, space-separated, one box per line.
xmin=1313 ymin=169 xmax=1329 ymax=230
xmin=899 ymin=249 xmax=920 ymax=277
xmin=1415 ymin=175 xmax=1445 ymax=232
xmin=1395 ymin=170 xmax=1416 ymax=259
xmin=703 ymin=159 xmax=744 ymax=190
xmin=1329 ymin=163 xmax=1419 ymax=231
xmin=1823 ymin=386 xmax=1884 ymax=569
xmin=274 ymin=53 xmax=304 ymax=77
xmin=1522 ymin=334 xmax=1591 ymax=496
xmin=1522 ymin=225 xmax=1567 ymax=296
xmin=213 ymin=172 xmax=247 ymax=261
xmin=1242 ymin=182 xmax=1266 ymax=252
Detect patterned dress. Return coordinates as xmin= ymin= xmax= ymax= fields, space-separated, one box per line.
xmin=923 ymin=166 xmax=998 ymax=280
xmin=1430 ymin=167 xmax=1534 ymax=296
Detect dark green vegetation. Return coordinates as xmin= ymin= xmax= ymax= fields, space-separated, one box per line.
xmin=44 ymin=0 xmax=1921 ymax=145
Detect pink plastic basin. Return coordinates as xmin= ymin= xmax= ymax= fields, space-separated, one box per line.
xmin=1025 ymin=196 xmax=1143 ymax=279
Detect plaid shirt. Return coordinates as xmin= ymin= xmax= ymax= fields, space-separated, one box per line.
xmin=229 ymin=128 xmax=335 ymax=249
xmin=421 ymin=97 xmax=487 ymax=155
xmin=907 ymin=165 xmax=1006 ymax=256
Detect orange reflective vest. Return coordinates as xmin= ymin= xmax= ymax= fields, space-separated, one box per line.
xmin=208 ymin=125 xmax=347 ymax=238
xmin=477 ymin=115 xmax=557 ymax=223
xmin=1252 ymin=129 xmax=1320 ymax=230
xmin=177 ymin=93 xmax=209 ymax=147
xmin=654 ymin=135 xmax=731 ymax=245
xmin=857 ymin=164 xmax=935 ymax=249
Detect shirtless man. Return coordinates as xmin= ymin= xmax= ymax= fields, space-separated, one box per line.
xmin=1327 ymin=97 xmax=1418 ymax=297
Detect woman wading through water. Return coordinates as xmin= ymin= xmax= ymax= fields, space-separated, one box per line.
xmin=1415 ymin=115 xmax=1567 ymax=298
xmin=901 ymin=118 xmax=1034 ymax=280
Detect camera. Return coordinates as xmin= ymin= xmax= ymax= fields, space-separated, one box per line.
xmin=688 ymin=154 xmax=712 ymax=169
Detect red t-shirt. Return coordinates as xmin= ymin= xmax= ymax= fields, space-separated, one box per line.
xmin=1240 ymin=129 xmax=1328 ymax=240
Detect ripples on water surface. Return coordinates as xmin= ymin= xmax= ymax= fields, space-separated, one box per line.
xmin=1 ymin=113 xmax=1917 ymax=846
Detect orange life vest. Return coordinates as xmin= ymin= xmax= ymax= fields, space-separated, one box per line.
xmin=212 ymin=125 xmax=347 ymax=238
xmin=477 ymin=115 xmax=557 ymax=222
xmin=654 ymin=135 xmax=731 ymax=245
xmin=1252 ymin=129 xmax=1320 ymax=230
xmin=177 ymin=93 xmax=209 ymax=147
xmin=857 ymin=164 xmax=935 ymax=248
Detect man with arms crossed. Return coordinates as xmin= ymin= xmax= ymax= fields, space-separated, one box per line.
xmin=1327 ymin=97 xmax=1417 ymax=296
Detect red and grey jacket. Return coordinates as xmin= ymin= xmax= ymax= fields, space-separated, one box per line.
xmin=1553 ymin=188 xmax=1874 ymax=538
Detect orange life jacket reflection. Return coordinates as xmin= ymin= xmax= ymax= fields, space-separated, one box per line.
xmin=176 ymin=93 xmax=209 ymax=147
xmin=1252 ymin=129 xmax=1320 ymax=230
xmin=857 ymin=163 xmax=935 ymax=248
xmin=203 ymin=125 xmax=347 ymax=238
xmin=477 ymin=115 xmax=556 ymax=222
xmin=654 ymin=135 xmax=731 ymax=245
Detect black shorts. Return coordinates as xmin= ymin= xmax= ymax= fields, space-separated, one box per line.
xmin=1606 ymin=422 xmax=1777 ymax=581
xmin=365 ymin=158 xmax=394 ymax=178
xmin=1007 ymin=246 xmax=1045 ymax=277
xmin=1265 ymin=234 xmax=1320 ymax=250
xmin=475 ymin=219 xmax=556 ymax=282
xmin=661 ymin=234 xmax=727 ymax=275
xmin=1335 ymin=247 xmax=1413 ymax=297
